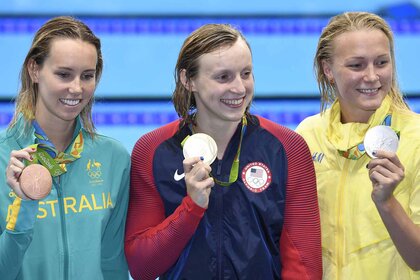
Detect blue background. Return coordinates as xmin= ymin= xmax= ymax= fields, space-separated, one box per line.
xmin=1 ymin=0 xmax=419 ymax=151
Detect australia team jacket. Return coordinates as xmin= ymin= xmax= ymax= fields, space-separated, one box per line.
xmin=0 ymin=115 xmax=130 ymax=280
xmin=125 ymin=115 xmax=322 ymax=280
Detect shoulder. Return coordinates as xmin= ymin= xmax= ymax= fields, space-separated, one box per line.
xmin=257 ymin=115 xmax=298 ymax=138
xmin=132 ymin=120 xmax=180 ymax=157
xmin=254 ymin=116 xmax=314 ymax=177
xmin=86 ymin=131 xmax=130 ymax=161
xmin=394 ymin=109 xmax=420 ymax=134
xmin=295 ymin=113 xmax=324 ymax=134
xmin=134 ymin=120 xmax=179 ymax=149
xmin=255 ymin=115 xmax=308 ymax=153
xmin=0 ymin=128 xmax=8 ymax=146
xmin=393 ymin=109 xmax=420 ymax=152
xmin=0 ymin=129 xmax=10 ymax=164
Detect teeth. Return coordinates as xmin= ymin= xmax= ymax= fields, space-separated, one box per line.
xmin=60 ymin=99 xmax=81 ymax=106
xmin=359 ymin=88 xmax=378 ymax=93
xmin=222 ymin=98 xmax=243 ymax=105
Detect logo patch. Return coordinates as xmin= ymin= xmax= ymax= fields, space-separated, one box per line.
xmin=173 ymin=169 xmax=185 ymax=181
xmin=241 ymin=162 xmax=272 ymax=193
xmin=311 ymin=152 xmax=325 ymax=163
xmin=86 ymin=159 xmax=104 ymax=185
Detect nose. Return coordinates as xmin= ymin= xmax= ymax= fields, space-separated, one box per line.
xmin=364 ymin=65 xmax=379 ymax=82
xmin=69 ymin=78 xmax=82 ymax=94
xmin=230 ymin=75 xmax=246 ymax=94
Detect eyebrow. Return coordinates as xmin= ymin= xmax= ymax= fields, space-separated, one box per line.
xmin=346 ymin=53 xmax=390 ymax=60
xmin=56 ymin=67 xmax=96 ymax=72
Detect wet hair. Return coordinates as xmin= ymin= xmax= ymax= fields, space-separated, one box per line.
xmin=172 ymin=23 xmax=252 ymax=126
xmin=10 ymin=16 xmax=103 ymax=136
xmin=314 ymin=11 xmax=409 ymax=112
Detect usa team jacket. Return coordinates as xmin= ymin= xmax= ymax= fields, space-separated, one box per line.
xmin=0 ymin=116 xmax=130 ymax=280
xmin=125 ymin=115 xmax=322 ymax=280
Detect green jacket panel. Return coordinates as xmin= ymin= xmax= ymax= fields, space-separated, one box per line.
xmin=0 ymin=117 xmax=130 ymax=280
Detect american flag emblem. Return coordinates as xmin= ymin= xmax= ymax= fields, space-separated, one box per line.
xmin=242 ymin=162 xmax=272 ymax=193
xmin=250 ymin=168 xmax=263 ymax=178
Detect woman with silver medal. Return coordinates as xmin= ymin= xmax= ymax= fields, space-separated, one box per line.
xmin=296 ymin=12 xmax=420 ymax=279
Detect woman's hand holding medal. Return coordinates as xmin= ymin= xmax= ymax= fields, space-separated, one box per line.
xmin=364 ymin=126 xmax=404 ymax=204
xmin=182 ymin=133 xmax=217 ymax=208
xmin=6 ymin=146 xmax=52 ymax=200
xmin=183 ymin=157 xmax=214 ymax=208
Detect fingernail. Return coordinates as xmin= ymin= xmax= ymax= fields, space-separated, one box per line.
xmin=29 ymin=156 xmax=33 ymax=161
xmin=200 ymin=156 xmax=204 ymax=161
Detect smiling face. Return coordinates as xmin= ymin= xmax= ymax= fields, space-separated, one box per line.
xmin=30 ymin=38 xmax=98 ymax=127
xmin=322 ymin=29 xmax=392 ymax=123
xmin=190 ymin=38 xmax=254 ymax=127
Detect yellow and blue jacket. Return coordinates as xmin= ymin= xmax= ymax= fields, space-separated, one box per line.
xmin=296 ymin=96 xmax=420 ymax=280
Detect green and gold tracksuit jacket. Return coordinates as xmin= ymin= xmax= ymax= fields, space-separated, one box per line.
xmin=0 ymin=116 xmax=130 ymax=280
xmin=296 ymin=96 xmax=420 ymax=280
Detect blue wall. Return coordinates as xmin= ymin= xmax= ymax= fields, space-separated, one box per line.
xmin=1 ymin=1 xmax=420 ymax=99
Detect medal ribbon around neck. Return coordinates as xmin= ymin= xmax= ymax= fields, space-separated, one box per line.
xmin=338 ymin=114 xmax=400 ymax=160
xmin=182 ymin=115 xmax=247 ymax=187
xmin=27 ymin=121 xmax=84 ymax=177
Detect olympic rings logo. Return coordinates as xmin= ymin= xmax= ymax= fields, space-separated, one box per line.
xmin=246 ymin=176 xmax=265 ymax=187
xmin=88 ymin=170 xmax=102 ymax=178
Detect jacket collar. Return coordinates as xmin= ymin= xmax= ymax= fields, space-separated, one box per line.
xmin=327 ymin=95 xmax=392 ymax=151
xmin=8 ymin=114 xmax=83 ymax=151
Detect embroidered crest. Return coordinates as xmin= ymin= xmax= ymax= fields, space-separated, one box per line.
xmin=86 ymin=159 xmax=104 ymax=185
xmin=241 ymin=162 xmax=272 ymax=193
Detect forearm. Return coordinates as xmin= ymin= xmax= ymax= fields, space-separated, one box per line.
xmin=125 ymin=196 xmax=205 ymax=280
xmin=375 ymin=196 xmax=420 ymax=271
xmin=0 ymin=197 xmax=38 ymax=279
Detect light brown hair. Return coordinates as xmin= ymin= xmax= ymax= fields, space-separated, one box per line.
xmin=10 ymin=16 xmax=103 ymax=136
xmin=315 ymin=11 xmax=409 ymax=112
xmin=172 ymin=23 xmax=252 ymax=126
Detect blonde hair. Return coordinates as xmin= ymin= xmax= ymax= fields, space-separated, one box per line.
xmin=10 ymin=16 xmax=103 ymax=136
xmin=172 ymin=23 xmax=252 ymax=126
xmin=314 ymin=11 xmax=409 ymax=112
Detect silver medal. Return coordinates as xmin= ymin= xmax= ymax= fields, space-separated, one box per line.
xmin=183 ymin=133 xmax=218 ymax=165
xmin=363 ymin=125 xmax=399 ymax=158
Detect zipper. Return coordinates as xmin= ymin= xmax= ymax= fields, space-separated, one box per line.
xmin=216 ymin=160 xmax=222 ymax=176
xmin=336 ymin=160 xmax=350 ymax=280
xmin=55 ymin=176 xmax=69 ymax=280
xmin=216 ymin=185 xmax=223 ymax=279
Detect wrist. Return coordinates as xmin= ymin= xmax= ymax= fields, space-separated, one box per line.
xmin=373 ymin=195 xmax=396 ymax=213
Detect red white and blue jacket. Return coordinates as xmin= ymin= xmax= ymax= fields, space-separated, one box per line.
xmin=125 ymin=115 xmax=322 ymax=280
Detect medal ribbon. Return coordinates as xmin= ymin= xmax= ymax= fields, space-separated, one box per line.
xmin=27 ymin=121 xmax=84 ymax=177
xmin=212 ymin=115 xmax=247 ymax=187
xmin=338 ymin=114 xmax=400 ymax=160
xmin=182 ymin=115 xmax=247 ymax=187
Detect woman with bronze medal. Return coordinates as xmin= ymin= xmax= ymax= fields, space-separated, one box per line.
xmin=0 ymin=17 xmax=130 ymax=279
xmin=125 ymin=24 xmax=322 ymax=279
xmin=296 ymin=12 xmax=420 ymax=279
